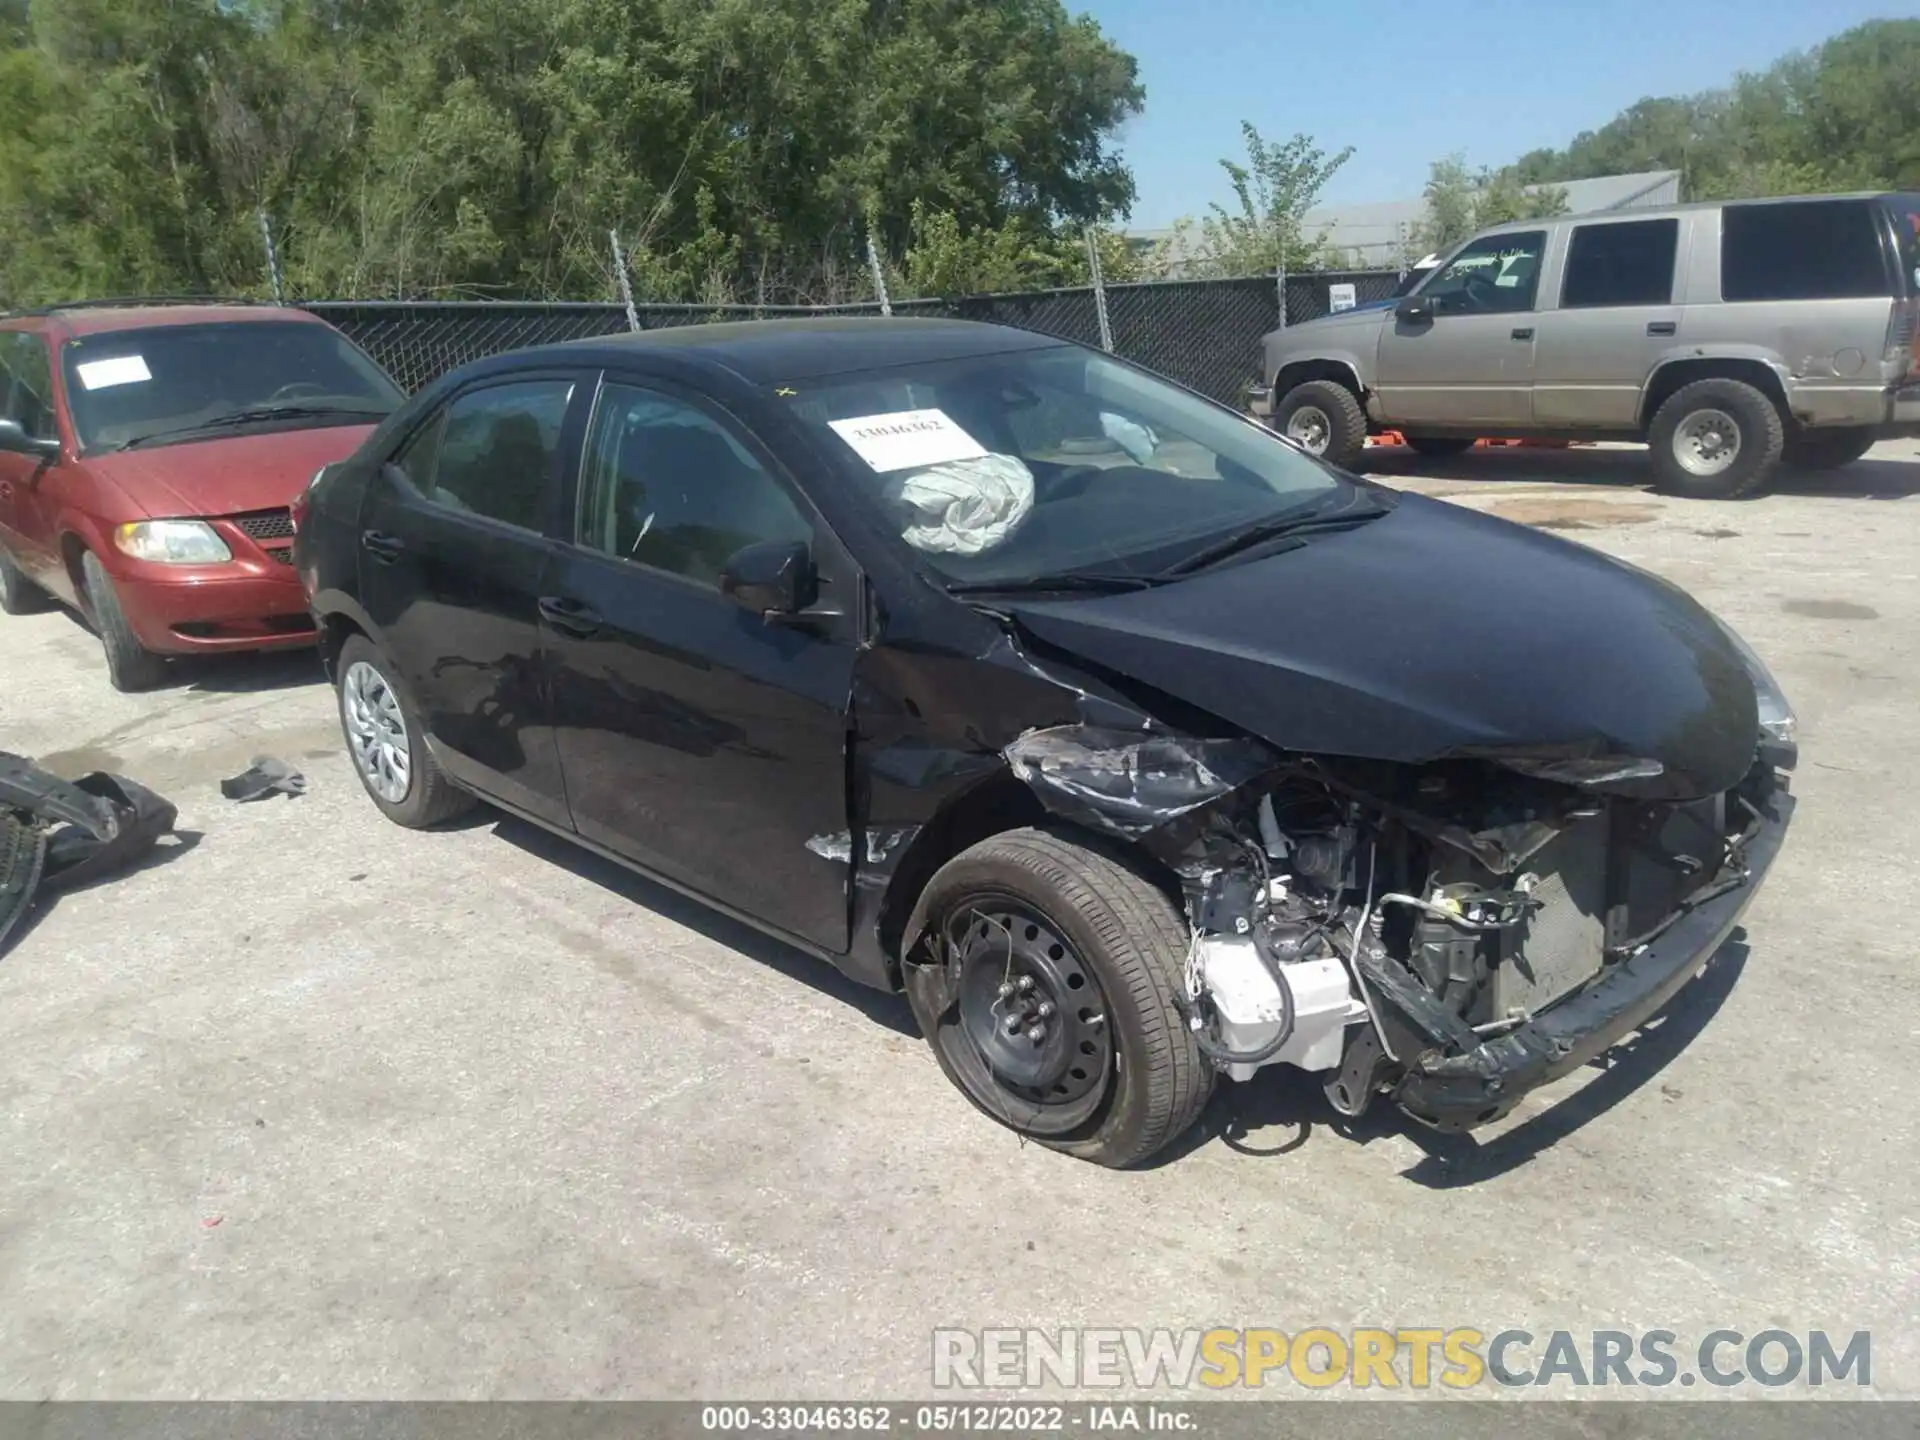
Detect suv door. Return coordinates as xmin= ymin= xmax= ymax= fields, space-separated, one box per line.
xmin=0 ymin=331 xmax=64 ymax=588
xmin=540 ymin=374 xmax=859 ymax=954
xmin=1533 ymin=216 xmax=1683 ymax=427
xmin=1375 ymin=228 xmax=1549 ymax=426
xmin=356 ymin=371 xmax=589 ymax=827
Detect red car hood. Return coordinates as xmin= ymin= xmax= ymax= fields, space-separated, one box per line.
xmin=85 ymin=425 xmax=377 ymax=519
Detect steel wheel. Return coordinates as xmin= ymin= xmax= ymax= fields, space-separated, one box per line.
xmin=342 ymin=659 xmax=412 ymax=803
xmin=1285 ymin=404 xmax=1332 ymax=455
xmin=1673 ymin=407 xmax=1742 ymax=478
xmin=937 ymin=894 xmax=1115 ymax=1133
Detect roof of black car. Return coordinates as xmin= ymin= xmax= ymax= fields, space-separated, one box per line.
xmin=555 ymin=316 xmax=1064 ymax=384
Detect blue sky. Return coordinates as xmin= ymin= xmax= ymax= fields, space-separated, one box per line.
xmin=1085 ymin=0 xmax=1919 ymax=228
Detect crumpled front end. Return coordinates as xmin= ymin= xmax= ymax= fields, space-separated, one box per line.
xmin=1002 ymin=717 xmax=1795 ymax=1131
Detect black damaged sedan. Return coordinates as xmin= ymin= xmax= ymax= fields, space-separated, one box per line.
xmin=295 ymin=319 xmax=1795 ymax=1166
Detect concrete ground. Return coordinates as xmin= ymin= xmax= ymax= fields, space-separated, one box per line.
xmin=0 ymin=441 xmax=1916 ymax=1401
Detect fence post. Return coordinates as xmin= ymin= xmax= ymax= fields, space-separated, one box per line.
xmin=1275 ymin=257 xmax=1288 ymax=331
xmin=609 ymin=230 xmax=641 ymax=333
xmin=1084 ymin=228 xmax=1115 ymax=353
xmin=257 ymin=209 xmax=285 ymax=304
xmin=865 ymin=231 xmax=893 ymax=317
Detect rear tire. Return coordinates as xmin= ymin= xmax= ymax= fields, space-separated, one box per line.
xmin=335 ymin=633 xmax=476 ymax=828
xmin=0 ymin=551 xmax=50 ymax=616
xmin=1782 ymin=427 xmax=1876 ymax=471
xmin=1405 ymin=435 xmax=1476 ymax=458
xmin=904 ymin=828 xmax=1213 ymax=1168
xmin=1274 ymin=379 xmax=1367 ymax=472
xmin=79 ymin=550 xmax=169 ymax=692
xmin=1647 ymin=378 xmax=1784 ymax=500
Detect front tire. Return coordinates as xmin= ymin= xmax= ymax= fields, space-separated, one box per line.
xmin=79 ymin=550 xmax=168 ymax=692
xmin=1782 ymin=427 xmax=1876 ymax=471
xmin=335 ymin=634 xmax=476 ymax=828
xmin=1274 ymin=379 xmax=1367 ymax=472
xmin=904 ymin=828 xmax=1212 ymax=1168
xmin=0 ymin=551 xmax=50 ymax=616
xmin=1647 ymin=378 xmax=1784 ymax=499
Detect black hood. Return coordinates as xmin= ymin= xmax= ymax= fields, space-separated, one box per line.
xmin=1006 ymin=493 xmax=1760 ymax=799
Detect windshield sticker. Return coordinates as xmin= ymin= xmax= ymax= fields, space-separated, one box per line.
xmin=75 ymin=355 xmax=152 ymax=391
xmin=828 ymin=408 xmax=988 ymax=473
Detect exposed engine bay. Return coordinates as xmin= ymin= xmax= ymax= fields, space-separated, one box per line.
xmin=1004 ymin=725 xmax=1794 ymax=1130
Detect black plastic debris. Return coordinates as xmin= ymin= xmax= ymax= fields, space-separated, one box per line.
xmin=0 ymin=752 xmax=179 ymax=958
xmin=220 ymin=755 xmax=308 ymax=802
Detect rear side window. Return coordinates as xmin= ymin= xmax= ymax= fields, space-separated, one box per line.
xmin=1560 ymin=219 xmax=1679 ymax=308
xmin=1721 ymin=200 xmax=1892 ymax=301
xmin=0 ymin=332 xmax=57 ymax=440
xmin=424 ymin=380 xmax=574 ymax=532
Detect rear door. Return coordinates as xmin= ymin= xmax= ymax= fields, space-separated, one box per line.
xmin=1533 ymin=216 xmax=1683 ymax=427
xmin=355 ymin=371 xmax=590 ymax=827
xmin=540 ymin=373 xmax=860 ymax=954
xmin=1374 ymin=228 xmax=1548 ymax=426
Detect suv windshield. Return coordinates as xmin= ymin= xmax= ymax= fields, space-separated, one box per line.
xmin=61 ymin=320 xmax=403 ymax=451
xmin=786 ymin=346 xmax=1352 ymax=585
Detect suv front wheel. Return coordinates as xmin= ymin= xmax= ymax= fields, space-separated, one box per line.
xmin=1273 ymin=379 xmax=1367 ymax=472
xmin=1647 ymin=378 xmax=1784 ymax=500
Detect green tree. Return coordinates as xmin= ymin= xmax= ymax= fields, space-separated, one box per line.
xmin=1411 ymin=154 xmax=1566 ymax=256
xmin=1191 ymin=122 xmax=1353 ymax=277
xmin=1498 ymin=19 xmax=1920 ymax=200
xmin=0 ymin=0 xmax=1147 ymax=307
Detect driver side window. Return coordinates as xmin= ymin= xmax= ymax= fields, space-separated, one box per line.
xmin=1420 ymin=230 xmax=1547 ymax=315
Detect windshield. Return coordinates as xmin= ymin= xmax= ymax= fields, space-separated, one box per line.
xmin=785 ymin=346 xmax=1348 ymax=585
xmin=60 ymin=320 xmax=404 ymax=451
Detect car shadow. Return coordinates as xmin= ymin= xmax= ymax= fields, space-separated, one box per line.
xmin=46 ymin=606 xmax=327 ymax=694
xmin=1360 ymin=445 xmax=1920 ymax=500
xmin=483 ymin=811 xmax=919 ymax=1037
xmin=175 ymin=648 xmax=327 ymax=694
xmin=1142 ymin=930 xmax=1750 ymax=1179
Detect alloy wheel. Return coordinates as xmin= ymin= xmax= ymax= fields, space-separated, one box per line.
xmin=342 ymin=659 xmax=412 ymax=803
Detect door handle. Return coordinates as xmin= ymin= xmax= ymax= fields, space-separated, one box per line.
xmin=1647 ymin=321 xmax=1677 ymax=337
xmin=362 ymin=529 xmax=404 ymax=563
xmin=1510 ymin=327 xmax=1534 ymax=341
xmin=538 ymin=596 xmax=602 ymax=637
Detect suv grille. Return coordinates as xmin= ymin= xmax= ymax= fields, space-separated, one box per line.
xmin=231 ymin=509 xmax=295 ymax=542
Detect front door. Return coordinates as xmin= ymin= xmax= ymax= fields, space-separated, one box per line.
xmin=0 ymin=332 xmax=66 ymax=592
xmin=540 ymin=377 xmax=858 ymax=954
xmin=1532 ymin=217 xmax=1684 ymax=428
xmin=355 ymin=372 xmax=587 ymax=828
xmin=1375 ymin=228 xmax=1549 ymax=427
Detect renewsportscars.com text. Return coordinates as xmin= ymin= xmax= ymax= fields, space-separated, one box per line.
xmin=931 ymin=1327 xmax=1873 ymax=1391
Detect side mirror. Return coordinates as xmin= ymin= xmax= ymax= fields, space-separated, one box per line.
xmin=720 ymin=539 xmax=817 ymax=620
xmin=0 ymin=418 xmax=59 ymax=461
xmin=1395 ymin=296 xmax=1434 ymax=326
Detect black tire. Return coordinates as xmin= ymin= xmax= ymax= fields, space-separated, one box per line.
xmin=79 ymin=550 xmax=169 ymax=692
xmin=1404 ymin=435 xmax=1476 ymax=458
xmin=1646 ymin=378 xmax=1784 ymax=499
xmin=335 ymin=633 xmax=476 ymax=828
xmin=1782 ymin=427 xmax=1876 ymax=471
xmin=0 ymin=550 xmax=51 ymax=616
xmin=904 ymin=827 xmax=1212 ymax=1168
xmin=1274 ymin=378 xmax=1367 ymax=472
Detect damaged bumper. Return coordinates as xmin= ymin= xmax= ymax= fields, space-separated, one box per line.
xmin=1395 ymin=789 xmax=1795 ymax=1130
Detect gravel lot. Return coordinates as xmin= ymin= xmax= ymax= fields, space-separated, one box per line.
xmin=1 ymin=442 xmax=1916 ymax=1401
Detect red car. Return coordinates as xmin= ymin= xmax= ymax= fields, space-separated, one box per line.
xmin=0 ymin=301 xmax=403 ymax=690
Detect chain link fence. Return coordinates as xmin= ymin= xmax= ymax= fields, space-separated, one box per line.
xmin=308 ymin=268 xmax=1400 ymax=406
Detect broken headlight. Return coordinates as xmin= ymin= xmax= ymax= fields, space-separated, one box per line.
xmin=1715 ymin=616 xmax=1796 ymax=746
